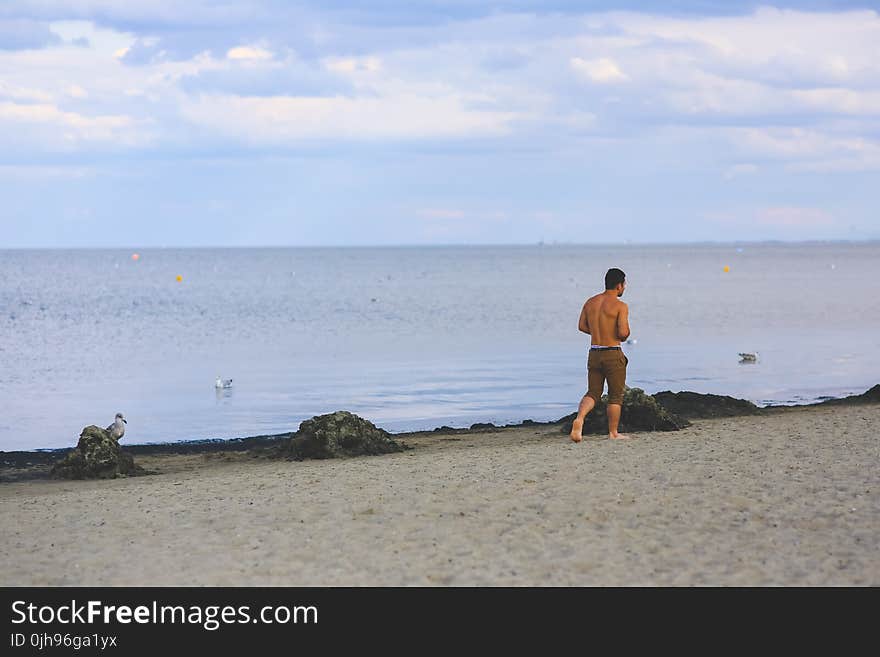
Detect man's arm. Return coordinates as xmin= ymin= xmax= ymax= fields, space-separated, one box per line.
xmin=578 ymin=304 xmax=591 ymax=334
xmin=616 ymin=302 xmax=630 ymax=341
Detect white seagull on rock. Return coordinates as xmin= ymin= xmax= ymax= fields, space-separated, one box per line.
xmin=107 ymin=413 xmax=127 ymax=440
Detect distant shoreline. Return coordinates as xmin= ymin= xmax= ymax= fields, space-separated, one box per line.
xmin=2 ymin=238 xmax=879 ymax=251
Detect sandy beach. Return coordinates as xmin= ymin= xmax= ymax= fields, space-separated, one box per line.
xmin=1 ymin=402 xmax=878 ymax=586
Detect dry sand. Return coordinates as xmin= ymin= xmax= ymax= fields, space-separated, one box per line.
xmin=1 ymin=403 xmax=878 ymax=586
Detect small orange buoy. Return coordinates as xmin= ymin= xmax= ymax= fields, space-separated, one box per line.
xmin=723 ymin=265 xmax=730 ymax=273
xmin=176 ymin=275 xmax=183 ymax=283
xmin=131 ymin=253 xmax=140 ymax=261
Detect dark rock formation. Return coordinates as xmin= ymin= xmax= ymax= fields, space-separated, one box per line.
xmin=652 ymin=390 xmax=761 ymax=419
xmin=558 ymin=387 xmax=690 ymax=435
xmin=504 ymin=419 xmax=547 ymax=428
xmin=813 ymin=384 xmax=880 ymax=406
xmin=50 ymin=425 xmax=146 ymax=479
xmin=432 ymin=425 xmax=459 ymax=433
xmin=469 ymin=422 xmax=497 ymax=431
xmin=285 ymin=411 xmax=406 ymax=460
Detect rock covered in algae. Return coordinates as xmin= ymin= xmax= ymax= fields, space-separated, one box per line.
xmin=50 ymin=425 xmax=145 ymax=479
xmin=558 ymin=387 xmax=690 ymax=435
xmin=652 ymin=390 xmax=761 ymax=419
xmin=285 ymin=411 xmax=405 ymax=460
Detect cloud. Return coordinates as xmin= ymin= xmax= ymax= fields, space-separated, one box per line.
xmin=0 ymin=100 xmax=148 ymax=147
xmin=227 ymin=45 xmax=272 ymax=61
xmin=180 ymin=62 xmax=351 ymax=97
xmin=0 ymin=5 xmax=878 ymax=174
xmin=570 ymin=56 xmax=628 ymax=83
xmin=790 ymin=88 xmax=880 ymax=115
xmin=180 ymin=92 xmax=518 ymax=142
xmin=48 ymin=19 xmax=134 ymax=56
xmin=557 ymin=8 xmax=880 ymax=127
xmin=727 ymin=126 xmax=880 ymax=170
xmin=0 ymin=81 xmax=53 ymax=102
xmin=323 ymin=56 xmax=381 ymax=74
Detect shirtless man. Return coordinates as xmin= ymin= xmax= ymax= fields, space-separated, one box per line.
xmin=570 ymin=268 xmax=630 ymax=442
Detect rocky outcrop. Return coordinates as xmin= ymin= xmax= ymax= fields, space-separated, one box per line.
xmin=469 ymin=422 xmax=497 ymax=431
xmin=652 ymin=390 xmax=761 ymax=419
xmin=50 ymin=425 xmax=146 ymax=479
xmin=813 ymin=384 xmax=880 ymax=406
xmin=558 ymin=387 xmax=690 ymax=435
xmin=285 ymin=411 xmax=406 ymax=460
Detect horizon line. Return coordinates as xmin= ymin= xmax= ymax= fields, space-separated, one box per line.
xmin=2 ymin=238 xmax=879 ymax=251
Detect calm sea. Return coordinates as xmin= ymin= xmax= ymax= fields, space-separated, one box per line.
xmin=1 ymin=242 xmax=878 ymax=451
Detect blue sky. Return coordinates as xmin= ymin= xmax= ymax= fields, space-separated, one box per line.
xmin=1 ymin=1 xmax=878 ymax=247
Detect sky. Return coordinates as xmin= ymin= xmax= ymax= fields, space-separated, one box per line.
xmin=0 ymin=1 xmax=878 ymax=247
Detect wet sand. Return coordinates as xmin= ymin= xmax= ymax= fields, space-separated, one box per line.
xmin=1 ymin=403 xmax=878 ymax=586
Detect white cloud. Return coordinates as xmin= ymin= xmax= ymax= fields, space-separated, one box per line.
xmin=618 ymin=7 xmax=880 ymax=81
xmin=790 ymin=88 xmax=880 ymax=116
xmin=733 ymin=127 xmax=876 ymax=158
xmin=570 ymin=57 xmax=628 ymax=83
xmin=180 ymin=92 xmax=517 ymax=142
xmin=49 ymin=20 xmax=135 ymax=57
xmin=323 ymin=56 xmax=382 ymax=74
xmin=560 ymin=9 xmax=880 ymax=125
xmin=0 ymin=100 xmax=148 ymax=146
xmin=0 ymin=5 xmax=877 ymax=172
xmin=227 ymin=45 xmax=273 ymax=61
xmin=0 ymin=81 xmax=53 ymax=103
xmin=66 ymin=84 xmax=87 ymax=98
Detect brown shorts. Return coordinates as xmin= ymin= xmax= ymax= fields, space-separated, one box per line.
xmin=587 ymin=349 xmax=628 ymax=405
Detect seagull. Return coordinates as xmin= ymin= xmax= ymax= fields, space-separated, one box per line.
xmin=625 ymin=337 xmax=638 ymax=345
xmin=215 ymin=376 xmax=233 ymax=389
xmin=738 ymin=352 xmax=759 ymax=363
xmin=107 ymin=413 xmax=126 ymax=440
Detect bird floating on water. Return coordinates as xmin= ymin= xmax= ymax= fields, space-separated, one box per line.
xmin=107 ymin=413 xmax=126 ymax=440
xmin=625 ymin=337 xmax=638 ymax=345
xmin=215 ymin=376 xmax=233 ymax=389
xmin=738 ymin=352 xmax=759 ymax=363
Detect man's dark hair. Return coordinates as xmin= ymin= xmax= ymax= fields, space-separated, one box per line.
xmin=605 ymin=268 xmax=626 ymax=290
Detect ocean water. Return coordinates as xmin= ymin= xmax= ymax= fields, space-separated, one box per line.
xmin=1 ymin=242 xmax=878 ymax=451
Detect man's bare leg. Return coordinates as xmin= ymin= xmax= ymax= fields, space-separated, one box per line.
xmin=607 ymin=403 xmax=629 ymax=439
xmin=569 ymin=394 xmax=595 ymax=443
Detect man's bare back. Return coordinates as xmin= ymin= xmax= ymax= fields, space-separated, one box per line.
xmin=578 ymin=292 xmax=630 ymax=346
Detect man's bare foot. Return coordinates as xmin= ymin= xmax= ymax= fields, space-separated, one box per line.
xmin=570 ymin=418 xmax=583 ymax=443
xmin=609 ymin=433 xmax=629 ymax=440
